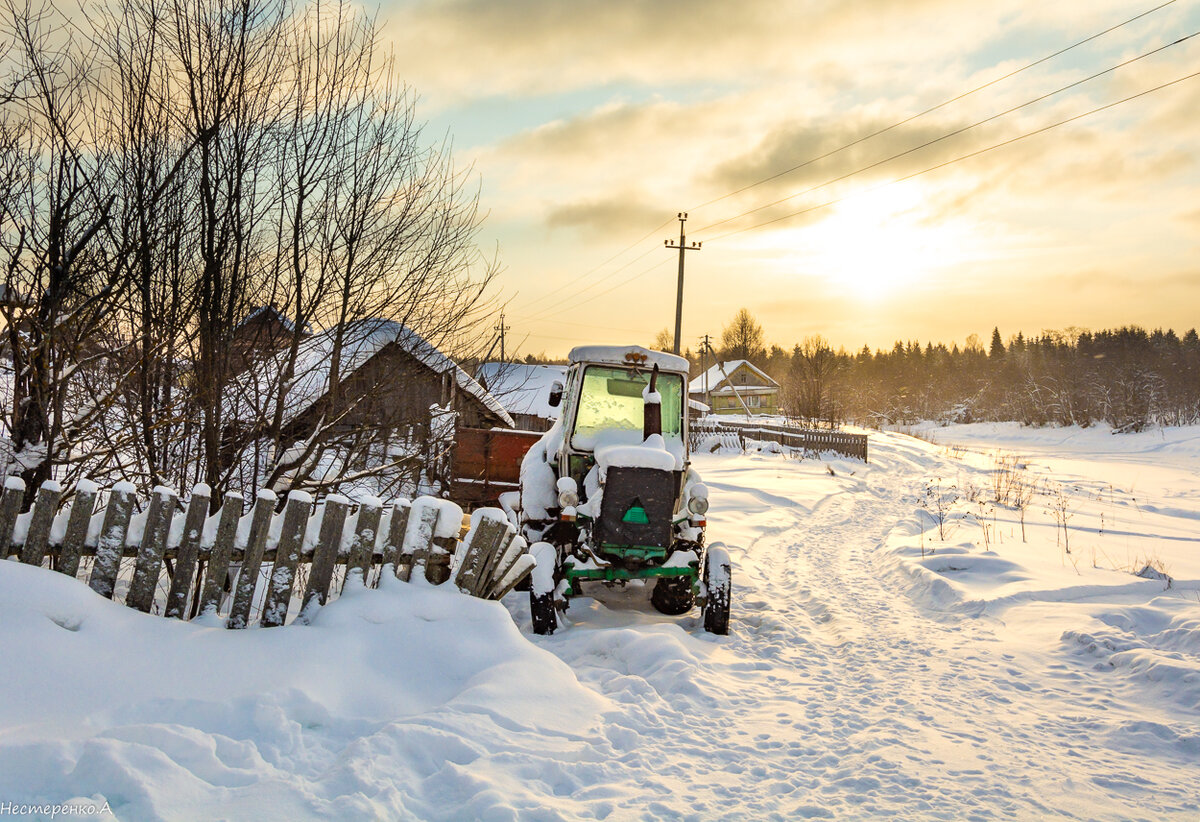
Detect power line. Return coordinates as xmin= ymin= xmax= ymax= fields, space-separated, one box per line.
xmin=512 ymin=216 xmax=675 ymax=314
xmin=515 ymin=243 xmax=662 ymax=325
xmin=693 ymin=28 xmax=1200 ymax=238
xmin=702 ymin=67 xmax=1200 ymax=244
xmin=684 ymin=0 xmax=1179 ymax=215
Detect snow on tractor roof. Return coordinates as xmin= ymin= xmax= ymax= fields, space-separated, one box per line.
xmin=568 ymin=345 xmax=689 ymax=373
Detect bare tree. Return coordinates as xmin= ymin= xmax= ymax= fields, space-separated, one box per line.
xmin=720 ymin=307 xmax=766 ymax=363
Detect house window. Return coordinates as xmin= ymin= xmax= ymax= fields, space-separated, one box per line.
xmin=747 ymin=395 xmax=761 ymax=408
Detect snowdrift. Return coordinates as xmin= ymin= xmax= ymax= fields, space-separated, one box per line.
xmin=0 ymin=561 xmax=605 ymax=820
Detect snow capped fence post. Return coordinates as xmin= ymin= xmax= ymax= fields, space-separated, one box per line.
xmin=453 ymin=513 xmax=508 ymax=596
xmin=57 ymin=480 xmax=98 ymax=579
xmin=302 ymin=495 xmax=348 ymax=616
xmin=20 ymin=481 xmax=61 ymax=567
xmin=260 ymin=491 xmax=313 ymax=628
xmin=89 ymin=482 xmax=136 ymax=600
xmin=388 ymin=498 xmax=412 ymax=580
xmin=0 ymin=477 xmax=25 ymax=560
xmin=227 ymin=490 xmax=276 ymax=630
xmin=127 ymin=486 xmax=178 ymax=613
xmin=346 ymin=496 xmax=382 ymax=586
xmin=165 ymin=485 xmax=212 ymax=619
xmin=406 ymin=499 xmax=442 ymax=584
xmin=198 ymin=491 xmax=243 ymax=617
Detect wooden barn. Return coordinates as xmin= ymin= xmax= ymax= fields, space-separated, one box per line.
xmin=224 ymin=318 xmax=512 ymax=496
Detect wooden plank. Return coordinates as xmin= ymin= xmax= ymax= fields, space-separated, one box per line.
xmin=406 ymin=501 xmax=441 ymax=583
xmin=20 ymin=480 xmax=62 ymax=567
xmin=387 ymin=499 xmax=412 ymax=581
xmin=260 ymin=491 xmax=312 ymax=628
xmin=481 ymin=532 xmax=524 ymax=598
xmin=0 ymin=477 xmax=25 ymax=560
xmin=164 ymin=484 xmax=212 ymax=619
xmin=454 ymin=516 xmax=509 ymax=597
xmin=88 ymin=483 xmax=136 ymax=600
xmin=427 ymin=536 xmax=455 ymax=585
xmin=127 ymin=486 xmax=177 ymax=613
xmin=301 ymin=495 xmax=348 ymax=617
xmin=57 ymin=480 xmax=98 ymax=579
xmin=346 ymin=496 xmax=382 ymax=587
xmin=198 ymin=491 xmax=243 ymax=617
xmin=227 ymin=490 xmax=277 ymax=630
xmin=487 ymin=552 xmax=536 ymax=601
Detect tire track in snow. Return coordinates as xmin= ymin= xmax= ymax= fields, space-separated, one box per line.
xmin=506 ymin=442 xmax=1200 ymax=820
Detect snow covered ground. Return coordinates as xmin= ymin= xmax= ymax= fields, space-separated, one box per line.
xmin=2 ymin=423 xmax=1198 ymax=819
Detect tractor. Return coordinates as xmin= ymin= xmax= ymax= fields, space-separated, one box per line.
xmin=518 ymin=345 xmax=730 ymax=635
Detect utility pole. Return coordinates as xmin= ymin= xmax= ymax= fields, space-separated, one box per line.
xmin=494 ymin=313 xmax=511 ymax=362
xmin=700 ymin=334 xmax=713 ymax=408
xmin=665 ymin=212 xmax=701 ymax=356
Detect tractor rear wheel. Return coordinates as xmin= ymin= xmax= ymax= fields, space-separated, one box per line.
xmin=650 ymin=576 xmax=695 ymax=615
xmin=702 ymin=545 xmax=731 ymax=635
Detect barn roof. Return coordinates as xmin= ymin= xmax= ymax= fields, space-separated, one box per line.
xmin=230 ymin=319 xmax=513 ymax=428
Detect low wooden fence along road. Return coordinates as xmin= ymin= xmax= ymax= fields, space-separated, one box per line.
xmin=0 ymin=477 xmax=533 ymax=628
xmin=694 ymin=419 xmax=869 ymax=462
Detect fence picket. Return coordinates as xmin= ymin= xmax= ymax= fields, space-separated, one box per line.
xmin=260 ymin=491 xmax=312 ymax=628
xmin=165 ymin=485 xmax=212 ymax=619
xmin=346 ymin=497 xmax=381 ymax=586
xmin=20 ymin=481 xmax=61 ymax=567
xmin=0 ymin=478 xmax=24 ymax=561
xmin=198 ymin=492 xmax=243 ymax=617
xmin=388 ymin=499 xmax=412 ymax=581
xmin=57 ymin=481 xmax=98 ymax=579
xmin=488 ymin=553 xmax=537 ymax=601
xmin=88 ymin=483 xmax=136 ymax=600
xmin=407 ymin=502 xmax=441 ymax=583
xmin=227 ymin=490 xmax=276 ymax=630
xmin=302 ymin=495 xmax=347 ymax=617
xmin=127 ymin=486 xmax=177 ymax=613
xmin=455 ymin=517 xmax=508 ymax=597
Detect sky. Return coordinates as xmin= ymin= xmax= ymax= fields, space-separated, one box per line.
xmin=379 ymin=0 xmax=1200 ymax=358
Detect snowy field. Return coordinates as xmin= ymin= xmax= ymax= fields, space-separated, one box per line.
xmin=1 ymin=423 xmax=1198 ymax=819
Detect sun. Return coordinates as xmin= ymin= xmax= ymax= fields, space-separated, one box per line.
xmin=802 ymin=182 xmax=966 ymax=298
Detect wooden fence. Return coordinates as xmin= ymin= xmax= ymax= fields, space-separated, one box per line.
xmin=693 ymin=419 xmax=869 ymax=462
xmin=0 ymin=477 xmax=533 ymax=628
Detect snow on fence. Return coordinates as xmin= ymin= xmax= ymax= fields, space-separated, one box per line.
xmin=693 ymin=419 xmax=869 ymax=461
xmin=0 ymin=477 xmax=533 ymax=627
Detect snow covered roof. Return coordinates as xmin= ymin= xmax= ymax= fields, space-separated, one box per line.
xmin=475 ymin=362 xmax=567 ymax=420
xmin=568 ymin=345 xmax=689 ymax=373
xmin=231 ymin=319 xmax=513 ymax=428
xmin=688 ymin=360 xmax=779 ymax=394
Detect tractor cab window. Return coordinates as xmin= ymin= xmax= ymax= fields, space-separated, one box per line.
xmin=570 ymin=365 xmax=683 ymax=451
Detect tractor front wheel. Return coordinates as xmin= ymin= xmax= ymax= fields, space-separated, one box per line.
xmin=529 ymin=541 xmax=560 ymax=635
xmin=702 ymin=545 xmax=731 ymax=635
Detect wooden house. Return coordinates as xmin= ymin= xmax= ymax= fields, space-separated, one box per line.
xmin=689 ymin=360 xmax=780 ymax=416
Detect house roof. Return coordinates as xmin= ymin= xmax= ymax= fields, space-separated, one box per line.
xmin=236 ymin=305 xmax=312 ymax=335
xmin=688 ymin=360 xmax=779 ymax=394
xmin=230 ymin=319 xmax=513 ymax=428
xmin=475 ymin=362 xmax=566 ymax=420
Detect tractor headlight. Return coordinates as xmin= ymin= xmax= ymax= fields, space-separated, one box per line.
xmin=556 ymin=476 xmax=579 ymax=508
xmin=688 ymin=495 xmax=709 ymax=516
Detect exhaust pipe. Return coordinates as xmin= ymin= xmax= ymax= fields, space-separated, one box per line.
xmin=643 ymin=363 xmax=662 ymax=441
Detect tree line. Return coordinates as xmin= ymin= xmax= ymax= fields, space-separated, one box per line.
xmin=0 ymin=0 xmax=494 ymax=503
xmin=688 ymin=311 xmax=1200 ymax=431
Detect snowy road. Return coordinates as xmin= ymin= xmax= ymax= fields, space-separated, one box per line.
xmin=513 ymin=435 xmax=1200 ymax=820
